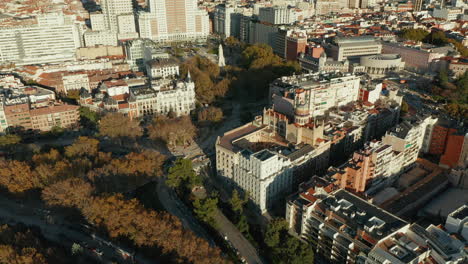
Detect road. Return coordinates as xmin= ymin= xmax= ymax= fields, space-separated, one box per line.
xmin=0 ymin=197 xmax=155 ymax=264
xmin=214 ymin=210 xmax=264 ymax=264
xmin=156 ymin=179 xmax=216 ymax=246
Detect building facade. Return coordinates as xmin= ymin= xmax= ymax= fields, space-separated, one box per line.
xmin=139 ymin=0 xmax=210 ymax=42
xmin=0 ymin=14 xmax=81 ymax=65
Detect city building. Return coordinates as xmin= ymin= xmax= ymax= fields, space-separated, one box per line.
xmin=432 ymin=7 xmax=464 ymax=21
xmin=30 ymin=104 xmax=80 ymax=131
xmin=216 ymin=112 xmax=332 ymax=213
xmin=269 ymin=72 xmax=361 ymax=118
xmin=214 ymin=4 xmax=236 ymax=38
xmin=445 ymin=205 xmax=468 ymax=241
xmin=0 ymin=75 xmax=79 ymax=132
xmin=382 ymin=42 xmax=450 ymax=72
xmin=61 ymin=73 xmax=91 ymax=95
xmin=315 ymin=0 xmax=348 ymax=15
xmin=298 ymin=52 xmax=350 ymax=73
xmin=382 ymin=117 xmax=431 ymax=170
xmin=91 ymin=0 xmax=139 ymax=41
xmin=79 ymin=74 xmax=195 ymax=119
xmin=258 ymin=6 xmax=293 ymax=25
xmin=326 ymin=36 xmax=382 ymax=61
xmin=367 ymin=223 xmax=466 ymax=264
xmin=286 ymin=187 xmax=407 ymax=263
xmin=359 ymin=54 xmax=405 ymax=77
xmin=0 ymin=13 xmax=82 ymax=65
xmin=146 ymin=58 xmax=180 ymax=79
xmin=285 ymin=32 xmax=307 ymax=61
xmin=138 ymin=0 xmax=210 ymax=43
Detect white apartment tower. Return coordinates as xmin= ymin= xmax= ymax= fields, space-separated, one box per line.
xmin=139 ymin=0 xmax=209 ymax=42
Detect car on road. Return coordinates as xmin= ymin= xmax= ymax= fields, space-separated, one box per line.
xmin=92 ymin=248 xmax=103 ymax=256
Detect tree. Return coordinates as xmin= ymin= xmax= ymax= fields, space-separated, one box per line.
xmin=42 ymin=178 xmax=94 ymax=208
xmin=166 ymin=158 xmax=201 ymax=190
xmin=424 ymin=31 xmax=448 ymax=46
xmin=193 ymin=197 xmax=218 ymax=227
xmin=438 ymin=69 xmax=449 ymax=85
xmin=235 ymin=214 xmax=250 ymax=235
xmin=265 ymin=219 xmax=314 ymax=264
xmin=399 ymin=28 xmax=429 ymax=42
xmin=148 ymin=116 xmax=197 ymax=147
xmin=71 ymin=243 xmax=83 ymax=256
xmin=66 ymin=90 xmax=80 ymax=101
xmin=0 ymin=134 xmax=21 ymax=147
xmin=81 ymin=194 xmax=226 ymax=264
xmin=65 ymin=136 xmax=99 ymax=158
xmin=99 ymin=112 xmax=142 ymax=140
xmin=0 ymin=160 xmax=40 ymax=193
xmin=79 ymin=106 xmax=100 ymax=130
xmin=229 ymin=189 xmax=248 ymax=215
xmin=197 ymin=107 xmax=224 ymax=123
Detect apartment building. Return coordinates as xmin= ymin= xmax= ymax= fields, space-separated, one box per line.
xmin=0 ymin=75 xmax=79 ymax=132
xmin=367 ymin=223 xmax=466 ymax=264
xmin=329 ymin=148 xmax=375 ymax=192
xmin=0 ymin=13 xmax=81 ymax=65
xmin=327 ymin=36 xmax=382 ymax=61
xmin=286 ymin=187 xmax=407 ymax=263
xmin=3 ymin=100 xmax=32 ymax=130
xmin=30 ymin=104 xmax=79 ymax=131
xmin=269 ymin=72 xmax=361 ymax=118
xmin=382 ymin=120 xmax=426 ymax=170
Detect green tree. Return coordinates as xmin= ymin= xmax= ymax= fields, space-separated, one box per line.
xmin=265 ymin=219 xmax=314 ymax=264
xmin=423 ymin=31 xmax=448 ymax=46
xmin=400 ymin=28 xmax=429 ymax=42
xmin=193 ymin=196 xmax=218 ymax=226
xmin=229 ymin=189 xmax=248 ymax=215
xmin=235 ymin=214 xmax=249 ymax=234
xmin=71 ymin=243 xmax=83 ymax=256
xmin=438 ymin=69 xmax=449 ymax=85
xmin=79 ymin=106 xmax=100 ymax=130
xmin=166 ymin=158 xmax=201 ymax=191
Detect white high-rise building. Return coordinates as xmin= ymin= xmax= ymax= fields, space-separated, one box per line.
xmin=101 ymin=0 xmax=134 ymax=32
xmin=234 ymin=149 xmax=293 ymax=213
xmin=0 ymin=13 xmax=82 ymax=65
xmin=87 ymin=0 xmax=138 ymax=44
xmin=139 ymin=0 xmax=209 ymax=42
